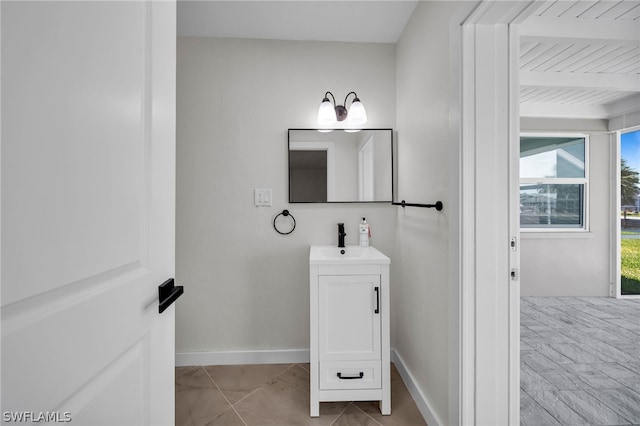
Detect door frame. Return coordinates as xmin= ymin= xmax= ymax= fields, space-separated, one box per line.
xmin=613 ymin=125 xmax=640 ymax=299
xmin=451 ymin=1 xmax=538 ymax=424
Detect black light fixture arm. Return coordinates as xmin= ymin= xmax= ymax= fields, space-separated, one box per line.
xmin=323 ymin=91 xmax=336 ymax=106
xmin=344 ymin=91 xmax=359 ymax=106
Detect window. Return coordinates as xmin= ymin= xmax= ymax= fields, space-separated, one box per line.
xmin=520 ymin=135 xmax=588 ymax=230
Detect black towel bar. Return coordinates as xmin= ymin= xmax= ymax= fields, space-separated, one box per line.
xmin=392 ymin=200 xmax=443 ymax=211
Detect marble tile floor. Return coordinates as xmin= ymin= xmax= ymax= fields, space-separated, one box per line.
xmin=521 ymin=296 xmax=640 ymax=426
xmin=176 ymin=362 xmax=427 ymax=426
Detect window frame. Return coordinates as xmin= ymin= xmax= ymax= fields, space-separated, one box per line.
xmin=519 ymin=132 xmax=590 ymax=232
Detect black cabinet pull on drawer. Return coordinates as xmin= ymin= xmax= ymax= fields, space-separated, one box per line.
xmin=337 ymin=372 xmax=364 ymax=380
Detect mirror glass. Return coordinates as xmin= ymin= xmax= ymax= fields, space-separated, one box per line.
xmin=288 ymin=129 xmax=393 ymax=203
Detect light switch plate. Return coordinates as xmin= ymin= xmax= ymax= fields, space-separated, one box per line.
xmin=254 ymin=189 xmax=272 ymax=207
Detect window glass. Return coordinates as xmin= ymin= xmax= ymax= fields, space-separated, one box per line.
xmin=520 ymin=135 xmax=587 ymax=230
xmin=520 ymin=183 xmax=584 ymax=227
xmin=520 ymin=137 xmax=585 ymax=179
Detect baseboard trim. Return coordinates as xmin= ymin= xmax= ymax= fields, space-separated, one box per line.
xmin=175 ymin=349 xmax=310 ymax=367
xmin=175 ymin=348 xmax=438 ymax=426
xmin=391 ymin=349 xmax=442 ymax=426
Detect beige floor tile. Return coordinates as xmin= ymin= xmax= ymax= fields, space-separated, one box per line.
xmin=234 ymin=365 xmax=347 ymax=425
xmin=176 ymin=363 xmax=428 ymax=426
xmin=176 ymin=365 xmax=200 ymax=378
xmin=204 ymin=363 xmax=292 ymax=404
xmin=333 ymin=405 xmax=382 ymax=426
xmin=175 ymin=367 xmax=232 ymax=426
xmin=201 ymin=407 xmax=246 ymax=426
xmin=297 ymin=363 xmax=310 ymax=373
xmin=354 ymin=365 xmax=427 ymax=426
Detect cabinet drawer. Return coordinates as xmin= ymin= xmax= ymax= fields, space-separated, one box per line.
xmin=319 ymin=361 xmax=381 ymax=390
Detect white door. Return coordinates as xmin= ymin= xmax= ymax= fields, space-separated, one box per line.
xmin=319 ymin=275 xmax=381 ymax=361
xmin=1 ymin=1 xmax=176 ymax=424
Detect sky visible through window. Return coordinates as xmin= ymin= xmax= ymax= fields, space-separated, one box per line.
xmin=622 ymin=129 xmax=640 ymax=172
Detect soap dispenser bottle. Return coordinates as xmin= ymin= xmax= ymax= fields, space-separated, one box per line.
xmin=359 ymin=217 xmax=370 ymax=247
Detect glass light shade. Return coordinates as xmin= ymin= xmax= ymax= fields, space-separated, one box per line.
xmin=317 ymin=100 xmax=337 ymax=125
xmin=346 ymin=100 xmax=367 ymax=126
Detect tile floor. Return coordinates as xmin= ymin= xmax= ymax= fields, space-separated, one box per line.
xmin=176 ymin=362 xmax=426 ymax=426
xmin=521 ymin=296 xmax=640 ymax=426
xmin=176 ymin=297 xmax=640 ymax=426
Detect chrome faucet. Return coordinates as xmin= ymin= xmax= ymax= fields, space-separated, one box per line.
xmin=337 ymin=223 xmax=346 ymax=248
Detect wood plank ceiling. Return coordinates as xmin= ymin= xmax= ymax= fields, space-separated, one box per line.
xmin=519 ymin=0 xmax=640 ymax=119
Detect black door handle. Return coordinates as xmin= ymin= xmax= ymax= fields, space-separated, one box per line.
xmin=374 ymin=286 xmax=380 ymax=314
xmin=159 ymin=278 xmax=184 ymax=313
xmin=337 ymin=372 xmax=364 ymax=380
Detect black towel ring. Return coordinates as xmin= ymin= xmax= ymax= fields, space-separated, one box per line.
xmin=273 ymin=210 xmax=296 ymax=235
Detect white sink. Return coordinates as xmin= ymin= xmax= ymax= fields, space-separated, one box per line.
xmin=309 ymin=245 xmax=390 ymax=265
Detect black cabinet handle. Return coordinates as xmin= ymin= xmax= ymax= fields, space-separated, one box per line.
xmin=374 ymin=286 xmax=380 ymax=314
xmin=337 ymin=372 xmax=364 ymax=380
xmin=158 ymin=278 xmax=184 ymax=313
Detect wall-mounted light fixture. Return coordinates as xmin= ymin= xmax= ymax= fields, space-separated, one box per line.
xmin=317 ymin=91 xmax=367 ymax=127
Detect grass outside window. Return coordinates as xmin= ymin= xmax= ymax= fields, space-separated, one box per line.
xmin=621 ymin=238 xmax=640 ymax=295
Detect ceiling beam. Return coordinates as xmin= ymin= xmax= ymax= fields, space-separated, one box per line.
xmin=520 ymin=15 xmax=640 ymax=43
xmin=521 ymin=93 xmax=640 ymax=120
xmin=521 ymin=70 xmax=640 ymax=92
xmin=606 ymin=93 xmax=640 ymax=119
xmin=520 ymin=102 xmax=609 ymax=119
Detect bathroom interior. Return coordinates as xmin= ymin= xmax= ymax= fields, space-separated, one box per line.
xmin=175 ymin=1 xmax=452 ymax=424
xmin=174 ymin=0 xmax=640 ymax=425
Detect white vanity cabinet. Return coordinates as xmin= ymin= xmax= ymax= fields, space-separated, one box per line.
xmin=309 ymin=245 xmax=390 ymax=417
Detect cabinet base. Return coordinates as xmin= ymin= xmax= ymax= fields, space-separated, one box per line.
xmin=310 ymin=389 xmax=391 ymax=417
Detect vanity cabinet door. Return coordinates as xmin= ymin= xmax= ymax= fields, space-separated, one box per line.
xmin=318 ymin=275 xmax=381 ymax=362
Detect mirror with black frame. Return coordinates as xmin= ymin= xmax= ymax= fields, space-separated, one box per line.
xmin=288 ymin=129 xmax=393 ymax=203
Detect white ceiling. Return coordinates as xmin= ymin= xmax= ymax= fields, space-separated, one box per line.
xmin=519 ymin=0 xmax=640 ymax=120
xmin=177 ymin=0 xmax=640 ymax=121
xmin=177 ymin=1 xmax=418 ymax=43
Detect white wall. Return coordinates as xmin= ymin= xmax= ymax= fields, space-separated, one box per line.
xmin=176 ymin=37 xmax=396 ymax=353
xmin=394 ymin=2 xmax=459 ymax=424
xmin=520 ymin=117 xmax=612 ymax=296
